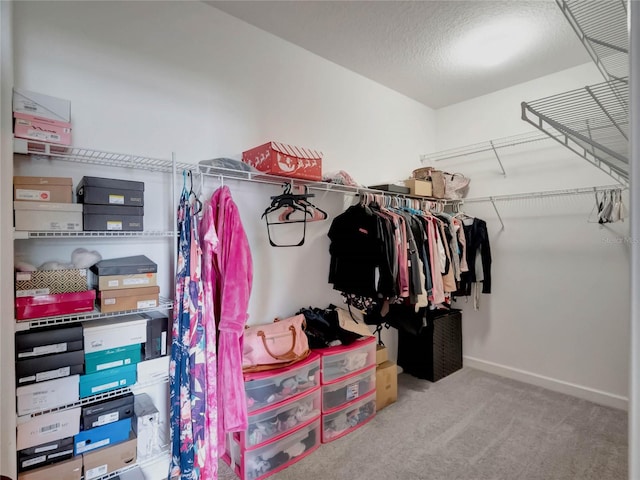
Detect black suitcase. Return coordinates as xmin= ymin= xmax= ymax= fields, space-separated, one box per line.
xmin=397 ymin=309 xmax=463 ymax=382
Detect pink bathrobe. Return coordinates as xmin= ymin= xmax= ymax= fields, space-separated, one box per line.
xmin=208 ymin=186 xmax=253 ymax=455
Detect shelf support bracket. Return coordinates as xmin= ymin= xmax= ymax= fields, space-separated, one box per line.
xmin=489 ymin=196 xmax=505 ymax=230
xmin=489 ymin=141 xmax=507 ymax=177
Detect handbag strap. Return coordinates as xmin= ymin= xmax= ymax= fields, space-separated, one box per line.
xmin=257 ymin=325 xmax=298 ymax=361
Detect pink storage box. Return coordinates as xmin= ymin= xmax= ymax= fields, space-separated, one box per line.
xmin=321 ymin=365 xmax=376 ymax=413
xmin=243 ymin=353 xmax=320 ymax=414
xmin=14 ymin=112 xmax=72 ymax=146
xmin=223 ymin=418 xmax=321 ymax=480
xmin=15 ymin=289 xmax=96 ymax=320
xmin=235 ymin=386 xmax=321 ymax=447
xmin=314 ymin=336 xmax=376 ymax=383
xmin=321 ymin=389 xmax=376 ymax=443
xmin=242 ymin=141 xmax=322 ymax=181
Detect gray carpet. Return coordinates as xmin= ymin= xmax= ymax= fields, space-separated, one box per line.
xmin=218 ymin=368 xmax=627 ymax=480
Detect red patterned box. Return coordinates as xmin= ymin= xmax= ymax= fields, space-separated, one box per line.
xmin=242 ymin=141 xmax=322 ymax=181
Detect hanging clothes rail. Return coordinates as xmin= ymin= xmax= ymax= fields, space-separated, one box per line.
xmin=420 ymin=131 xmax=554 ymax=177
xmin=461 ymin=184 xmax=626 ymax=230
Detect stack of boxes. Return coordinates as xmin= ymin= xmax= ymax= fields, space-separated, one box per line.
xmin=14 ymin=314 xmax=169 ymax=480
xmin=90 ymin=255 xmax=159 ymax=313
xmin=13 ymin=89 xmax=72 ymax=147
xmin=77 ymin=176 xmax=145 ymax=232
xmin=375 ymin=345 xmax=398 ymax=412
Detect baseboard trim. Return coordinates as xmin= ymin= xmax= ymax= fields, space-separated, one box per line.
xmin=464 ymin=356 xmax=628 ymax=411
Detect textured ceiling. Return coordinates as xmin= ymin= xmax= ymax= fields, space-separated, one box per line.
xmin=206 ymin=0 xmax=592 ymax=109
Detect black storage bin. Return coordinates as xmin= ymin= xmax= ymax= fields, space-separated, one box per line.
xmin=397 ymin=309 xmax=462 ymax=382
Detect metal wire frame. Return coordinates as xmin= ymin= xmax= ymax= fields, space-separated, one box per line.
xmin=557 ymin=0 xmax=629 ymax=82
xmin=522 ymin=77 xmax=629 ymax=184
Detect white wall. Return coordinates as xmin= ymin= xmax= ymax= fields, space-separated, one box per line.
xmin=435 ymin=63 xmax=630 ymax=407
xmin=7 ymin=3 xmax=437 ymax=476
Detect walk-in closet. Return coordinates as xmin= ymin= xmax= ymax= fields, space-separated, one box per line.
xmin=0 ymin=1 xmax=638 ymax=480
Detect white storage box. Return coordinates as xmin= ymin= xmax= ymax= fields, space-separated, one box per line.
xmin=13 ymin=88 xmax=71 ymax=123
xmin=321 ymin=390 xmax=376 ymax=443
xmin=14 ymin=201 xmax=82 ymax=232
xmin=16 ymin=375 xmax=79 ymax=416
xmin=17 ymin=407 xmax=81 ymax=450
xmin=136 ymin=355 xmax=170 ymax=383
xmin=321 ymin=365 xmax=376 ymax=413
xmin=83 ymin=315 xmax=147 ymax=354
xmin=133 ymin=393 xmax=161 ymax=460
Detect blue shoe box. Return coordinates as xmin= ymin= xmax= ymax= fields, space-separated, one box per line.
xmin=73 ymin=417 xmax=131 ymax=455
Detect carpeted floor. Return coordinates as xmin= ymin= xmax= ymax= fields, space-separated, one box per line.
xmin=218 ymin=367 xmax=627 ymax=480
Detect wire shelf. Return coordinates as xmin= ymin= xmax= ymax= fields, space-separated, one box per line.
xmin=13 ymin=138 xmax=195 ymax=173
xmin=557 ymin=0 xmax=628 ymax=81
xmin=24 ymin=374 xmax=169 ymax=418
xmin=522 ymin=77 xmax=629 ymax=184
xmin=14 ymin=297 xmax=173 ymax=331
xmin=13 ymin=230 xmax=177 ymax=240
xmin=463 ymin=184 xmax=625 ymax=204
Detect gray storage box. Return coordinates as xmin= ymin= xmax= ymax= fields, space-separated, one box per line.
xmin=77 ymin=176 xmax=144 ymax=207
xmin=82 ymin=204 xmax=144 ymax=231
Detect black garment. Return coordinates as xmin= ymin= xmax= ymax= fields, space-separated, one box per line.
xmin=458 ymin=217 xmax=492 ymax=295
xmin=328 ymin=204 xmax=384 ymax=298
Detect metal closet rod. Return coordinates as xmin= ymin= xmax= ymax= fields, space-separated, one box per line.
xmin=462 ymin=184 xmax=626 ymax=230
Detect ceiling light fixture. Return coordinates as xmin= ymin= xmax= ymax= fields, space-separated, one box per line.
xmin=453 ymin=19 xmax=535 ymax=68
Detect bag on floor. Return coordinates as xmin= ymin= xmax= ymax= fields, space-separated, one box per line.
xmin=243 ymin=314 xmax=310 ymax=372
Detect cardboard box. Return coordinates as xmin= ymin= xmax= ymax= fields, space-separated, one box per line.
xmin=13 ymin=176 xmax=73 ymax=203
xmin=375 ymin=361 xmax=398 ymax=412
xmin=18 ymin=436 xmax=74 ymax=472
xmin=16 ymin=407 xmax=81 ymax=450
xmin=14 ymin=112 xmax=72 ymax=145
xmin=16 ymin=350 xmax=84 ymax=386
xmin=92 ymin=272 xmax=157 ymax=291
xmin=79 ymin=363 xmax=137 ymax=398
xmin=17 ymin=456 xmax=82 ymax=480
xmin=376 ymin=345 xmax=388 ymax=366
xmin=81 ymin=393 xmax=134 ymax=430
xmin=242 ymin=141 xmax=323 ymax=181
xmin=141 ymin=310 xmax=169 ymax=360
xmin=14 ymin=201 xmax=82 ymax=231
xmin=16 ymin=269 xmax=88 ymax=297
xmin=83 ymin=315 xmax=147 ymax=354
xmin=85 ymin=344 xmax=142 ymax=374
xmin=16 ymin=375 xmax=80 ymax=416
xmin=73 ymin=417 xmax=132 ymax=455
xmin=82 ymin=436 xmax=137 ymax=480
xmin=15 ymin=290 xmax=96 ymax=321
xmin=404 ymin=178 xmax=433 ymax=197
xmin=77 ymin=176 xmax=144 ymax=207
xmin=13 ymin=88 xmax=71 ymax=123
xmin=90 ymin=255 xmax=157 ymax=276
xmin=97 ymin=286 xmax=160 ymax=313
xmin=15 ymin=324 xmax=84 ymax=359
xmin=133 ymin=393 xmax=160 ymax=459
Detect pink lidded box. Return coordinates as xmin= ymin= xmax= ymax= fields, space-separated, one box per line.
xmin=14 ymin=112 xmax=72 ymax=146
xmin=313 ymin=335 xmax=376 ymax=383
xmin=15 ymin=289 xmax=96 ymax=320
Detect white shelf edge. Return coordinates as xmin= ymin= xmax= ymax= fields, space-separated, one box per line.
xmin=13 ymin=230 xmax=177 ymax=240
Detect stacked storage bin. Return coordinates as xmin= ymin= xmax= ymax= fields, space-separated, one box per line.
xmin=316 ymin=336 xmax=377 ymax=443
xmin=223 ymin=353 xmax=322 ymax=480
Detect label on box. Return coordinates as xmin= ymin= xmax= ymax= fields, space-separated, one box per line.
xmin=86 ymin=464 xmax=108 ymax=480
xmin=109 ymin=194 xmax=125 ymax=205
xmin=108 ymin=280 xmax=119 ymax=287
xmin=346 ymin=382 xmax=360 ymax=401
xmin=36 ymin=366 xmax=70 ymax=383
xmin=106 ymin=221 xmax=122 ymax=231
xmin=18 ymin=343 xmax=68 ymax=358
xmin=137 ymin=300 xmax=157 ymax=309
xmin=23 ymin=455 xmax=47 ymax=468
xmin=16 ymin=288 xmax=51 ymax=298
xmin=77 ymin=439 xmax=109 ymax=454
xmin=15 ymin=188 xmax=50 ymax=201
xmin=94 ymin=412 xmax=120 ymax=427
xmin=35 ymin=444 xmax=58 ymax=454
xmin=161 ymin=332 xmax=167 ymax=356
xmin=123 ymin=278 xmax=148 ymax=286
xmin=97 ymin=359 xmax=127 ymax=371
xmin=49 ymin=449 xmax=73 ymax=459
xmin=39 ymin=421 xmax=61 ymax=435
xmin=18 ymin=375 xmax=36 ymax=384
xmin=92 ymin=381 xmax=119 ymax=393
xmin=104 ymin=298 xmax=117 ymax=305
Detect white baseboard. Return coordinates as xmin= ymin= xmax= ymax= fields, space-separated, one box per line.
xmin=464 ymin=356 xmax=628 ymax=411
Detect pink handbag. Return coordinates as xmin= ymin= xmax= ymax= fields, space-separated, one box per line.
xmin=242 ymin=314 xmax=310 ymax=372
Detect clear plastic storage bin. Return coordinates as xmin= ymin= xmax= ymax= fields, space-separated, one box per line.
xmin=321 ymin=390 xmax=376 ymax=443
xmin=321 ymin=365 xmax=376 ymax=412
xmin=317 ymin=336 xmax=376 ymax=383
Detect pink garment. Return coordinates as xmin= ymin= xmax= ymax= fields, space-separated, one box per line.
xmin=209 ymin=186 xmax=253 ymax=455
xmin=199 ymin=202 xmax=219 ymax=478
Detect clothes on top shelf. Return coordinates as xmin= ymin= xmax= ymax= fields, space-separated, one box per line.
xmin=327 ymin=198 xmax=491 ymax=314
xmin=296 ymin=305 xmax=364 ymax=349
